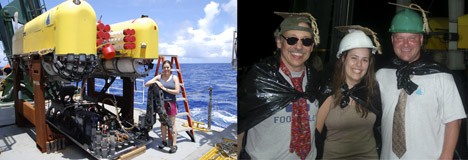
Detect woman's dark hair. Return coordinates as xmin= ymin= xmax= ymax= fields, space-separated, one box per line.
xmin=331 ymin=49 xmax=377 ymax=118
xmin=162 ymin=60 xmax=173 ymax=69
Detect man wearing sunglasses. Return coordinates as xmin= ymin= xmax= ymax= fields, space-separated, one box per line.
xmin=238 ymin=12 xmax=321 ymax=160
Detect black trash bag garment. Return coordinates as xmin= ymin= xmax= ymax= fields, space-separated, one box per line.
xmin=340 ymin=82 xmax=367 ymax=108
xmin=315 ymin=81 xmax=382 ymax=159
xmin=391 ymin=57 xmax=450 ymax=95
xmin=238 ymin=53 xmax=320 ymax=134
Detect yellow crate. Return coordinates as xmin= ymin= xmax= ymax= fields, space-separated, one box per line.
xmin=458 ymin=14 xmax=468 ymax=49
xmin=426 ymin=17 xmax=448 ymax=50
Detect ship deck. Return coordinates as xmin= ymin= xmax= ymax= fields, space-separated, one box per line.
xmin=0 ymin=103 xmax=237 ymax=160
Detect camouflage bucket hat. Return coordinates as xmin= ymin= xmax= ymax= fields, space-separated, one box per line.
xmin=274 ymin=12 xmax=320 ymax=45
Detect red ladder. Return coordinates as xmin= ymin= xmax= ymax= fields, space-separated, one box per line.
xmin=154 ymin=55 xmax=195 ymax=142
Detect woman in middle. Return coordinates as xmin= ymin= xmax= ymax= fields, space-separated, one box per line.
xmin=316 ymin=26 xmax=382 ymax=159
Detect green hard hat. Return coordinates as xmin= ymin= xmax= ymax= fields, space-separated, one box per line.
xmin=389 ymin=8 xmax=424 ymax=33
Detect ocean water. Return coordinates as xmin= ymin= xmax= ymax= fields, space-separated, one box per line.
xmin=99 ymin=63 xmax=237 ymax=129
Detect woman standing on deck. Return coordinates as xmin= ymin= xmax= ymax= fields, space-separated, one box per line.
xmin=145 ymin=60 xmax=181 ymax=153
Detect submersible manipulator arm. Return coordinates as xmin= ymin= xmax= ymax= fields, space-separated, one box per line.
xmin=146 ymin=84 xmax=174 ymax=134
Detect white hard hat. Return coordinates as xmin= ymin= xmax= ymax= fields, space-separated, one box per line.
xmin=336 ymin=29 xmax=376 ymax=58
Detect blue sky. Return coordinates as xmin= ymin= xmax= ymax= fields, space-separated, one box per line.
xmin=0 ymin=0 xmax=237 ymax=64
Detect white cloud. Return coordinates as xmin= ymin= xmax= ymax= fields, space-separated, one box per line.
xmin=159 ymin=43 xmax=186 ymax=57
xmin=198 ymin=1 xmax=220 ymax=33
xmin=159 ymin=1 xmax=237 ymax=63
xmin=222 ymin=0 xmax=237 ymax=18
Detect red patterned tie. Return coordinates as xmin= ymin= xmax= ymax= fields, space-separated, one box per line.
xmin=280 ymin=60 xmax=311 ymax=160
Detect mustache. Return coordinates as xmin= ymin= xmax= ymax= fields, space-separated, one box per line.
xmin=287 ymin=48 xmax=307 ymax=54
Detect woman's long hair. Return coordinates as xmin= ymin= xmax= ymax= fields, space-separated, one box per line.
xmin=331 ymin=50 xmax=377 ymax=118
xmin=162 ymin=60 xmax=173 ymax=69
xmin=161 ymin=60 xmax=173 ymax=75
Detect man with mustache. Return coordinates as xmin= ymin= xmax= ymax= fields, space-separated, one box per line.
xmin=238 ymin=12 xmax=320 ymax=160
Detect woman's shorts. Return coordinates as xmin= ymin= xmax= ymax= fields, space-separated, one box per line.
xmin=164 ymin=101 xmax=178 ymax=116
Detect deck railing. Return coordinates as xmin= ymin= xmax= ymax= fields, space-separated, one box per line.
xmin=94 ymin=77 xmax=146 ymax=104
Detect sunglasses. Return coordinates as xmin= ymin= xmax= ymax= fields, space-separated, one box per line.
xmin=281 ymin=35 xmax=314 ymax=46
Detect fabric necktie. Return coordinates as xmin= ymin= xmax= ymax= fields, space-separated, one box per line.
xmin=280 ymin=60 xmax=311 ymax=160
xmin=392 ymin=89 xmax=407 ymax=158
